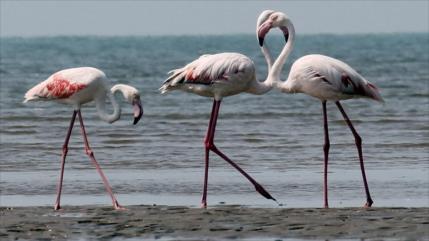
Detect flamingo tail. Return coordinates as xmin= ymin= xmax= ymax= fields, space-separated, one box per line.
xmin=159 ymin=69 xmax=186 ymax=94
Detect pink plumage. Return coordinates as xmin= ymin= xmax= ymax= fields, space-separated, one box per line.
xmin=160 ymin=52 xmax=276 ymax=208
xmin=24 ymin=67 xmax=143 ymax=210
xmin=284 ymin=54 xmax=384 ymax=102
xmin=257 ymin=10 xmax=383 ymax=208
xmin=23 ymin=67 xmax=101 ymax=104
xmin=160 ymin=53 xmax=264 ymax=99
xmin=45 ymin=74 xmax=87 ymax=99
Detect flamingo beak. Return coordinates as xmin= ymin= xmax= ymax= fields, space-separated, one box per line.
xmin=280 ymin=26 xmax=289 ymax=43
xmin=257 ymin=20 xmax=273 ymax=47
xmin=132 ymin=97 xmax=143 ymax=125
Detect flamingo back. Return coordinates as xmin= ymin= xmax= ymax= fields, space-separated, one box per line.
xmin=24 ymin=67 xmax=107 ymax=104
xmin=160 ymin=53 xmax=255 ymax=97
xmin=286 ymin=54 xmax=383 ymax=102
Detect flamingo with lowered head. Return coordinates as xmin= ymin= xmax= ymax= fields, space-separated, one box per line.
xmin=159 ymin=12 xmax=291 ymax=207
xmin=24 ymin=67 xmax=143 ymax=210
xmin=257 ymin=10 xmax=383 ymax=208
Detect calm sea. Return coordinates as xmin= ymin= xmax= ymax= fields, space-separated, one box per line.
xmin=1 ymin=33 xmax=428 ymax=208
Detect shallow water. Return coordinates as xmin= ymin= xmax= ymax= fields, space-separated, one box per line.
xmin=1 ymin=168 xmax=428 ymax=207
xmin=1 ymin=34 xmax=428 ymax=208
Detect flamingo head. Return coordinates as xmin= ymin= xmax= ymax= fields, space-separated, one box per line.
xmin=256 ymin=10 xmax=275 ymax=29
xmin=111 ymin=84 xmax=143 ymax=125
xmin=257 ymin=11 xmax=291 ymax=47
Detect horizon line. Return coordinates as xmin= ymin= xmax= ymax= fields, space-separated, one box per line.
xmin=1 ymin=31 xmax=428 ymax=38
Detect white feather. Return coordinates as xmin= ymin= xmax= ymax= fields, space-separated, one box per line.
xmin=160 ymin=52 xmax=266 ymax=100
xmin=282 ymin=54 xmax=383 ymax=102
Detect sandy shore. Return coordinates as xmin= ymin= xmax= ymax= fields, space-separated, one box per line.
xmin=1 ymin=205 xmax=428 ymax=240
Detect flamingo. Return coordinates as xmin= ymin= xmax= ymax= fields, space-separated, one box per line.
xmin=257 ymin=10 xmax=383 ymax=208
xmin=159 ymin=13 xmax=288 ymax=207
xmin=24 ymin=67 xmax=143 ymax=210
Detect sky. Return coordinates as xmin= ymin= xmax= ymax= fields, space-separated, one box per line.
xmin=1 ymin=1 xmax=428 ymax=37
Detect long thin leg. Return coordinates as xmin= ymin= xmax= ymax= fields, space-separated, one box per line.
xmin=77 ymin=110 xmax=124 ymax=210
xmin=322 ymin=101 xmax=330 ymax=208
xmin=54 ymin=111 xmax=77 ymax=210
xmin=201 ymin=148 xmax=210 ymax=208
xmin=210 ymin=146 xmax=276 ymax=201
xmin=335 ymin=101 xmax=373 ymax=207
xmin=203 ymin=100 xmax=276 ymax=206
xmin=201 ymin=101 xmax=217 ymax=207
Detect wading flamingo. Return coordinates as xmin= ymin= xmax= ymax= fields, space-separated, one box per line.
xmin=159 ymin=12 xmax=287 ymax=207
xmin=24 ymin=67 xmax=143 ymax=210
xmin=257 ymin=10 xmax=383 ymax=208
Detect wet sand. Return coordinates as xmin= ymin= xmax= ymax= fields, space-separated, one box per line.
xmin=1 ymin=205 xmax=428 ymax=240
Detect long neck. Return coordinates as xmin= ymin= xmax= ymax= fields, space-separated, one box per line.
xmin=261 ymin=44 xmax=274 ymax=71
xmin=246 ymin=37 xmax=276 ymax=95
xmin=95 ymin=89 xmax=121 ymax=123
xmin=269 ymin=22 xmax=295 ymax=91
xmin=246 ymin=75 xmax=273 ymax=95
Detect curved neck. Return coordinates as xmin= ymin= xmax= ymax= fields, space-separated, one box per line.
xmin=246 ymin=37 xmax=276 ymax=95
xmin=96 ymin=90 xmax=121 ymax=123
xmin=246 ymin=75 xmax=273 ymax=95
xmin=269 ymin=22 xmax=295 ymax=88
xmin=261 ymin=44 xmax=274 ymax=72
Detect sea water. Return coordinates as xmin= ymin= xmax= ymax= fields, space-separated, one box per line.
xmin=1 ymin=33 xmax=428 ymax=208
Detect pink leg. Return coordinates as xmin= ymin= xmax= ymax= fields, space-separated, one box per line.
xmin=54 ymin=111 xmax=77 ymax=210
xmin=201 ymin=148 xmax=210 ymax=208
xmin=322 ymin=101 xmax=330 ymax=208
xmin=77 ymin=110 xmax=124 ymax=210
xmin=201 ymin=101 xmax=217 ymax=208
xmin=202 ymin=100 xmax=276 ymax=207
xmin=335 ymin=101 xmax=373 ymax=207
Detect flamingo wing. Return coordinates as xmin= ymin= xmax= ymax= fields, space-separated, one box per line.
xmin=160 ymin=53 xmax=254 ymax=93
xmin=291 ymin=55 xmax=383 ymax=102
xmin=24 ymin=67 xmax=104 ymax=102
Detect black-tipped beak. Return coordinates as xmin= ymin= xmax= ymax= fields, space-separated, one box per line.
xmin=280 ymin=26 xmax=289 ymax=43
xmin=258 ymin=37 xmax=264 ymax=47
xmin=257 ymin=20 xmax=272 ymax=47
xmin=132 ymin=98 xmax=143 ymax=125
